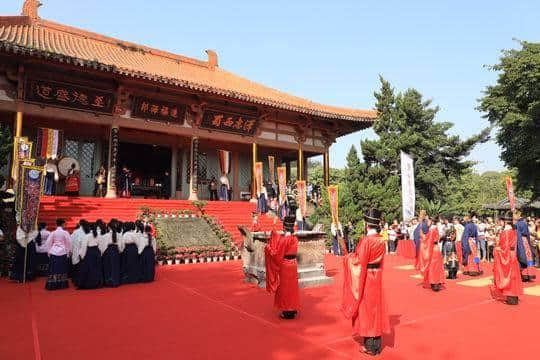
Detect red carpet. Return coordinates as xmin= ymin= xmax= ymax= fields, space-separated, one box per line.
xmin=39 ymin=196 xmax=279 ymax=246
xmin=1 ymin=255 xmax=539 ymax=360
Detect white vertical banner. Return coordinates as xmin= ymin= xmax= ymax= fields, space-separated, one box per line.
xmin=400 ymin=151 xmax=415 ymax=222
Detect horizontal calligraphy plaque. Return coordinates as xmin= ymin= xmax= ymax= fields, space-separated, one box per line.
xmin=131 ymin=97 xmax=186 ymax=123
xmin=200 ymin=110 xmax=258 ymax=136
xmin=24 ymin=78 xmax=115 ymax=114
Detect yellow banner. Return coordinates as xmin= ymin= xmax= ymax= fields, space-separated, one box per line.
xmin=296 ymin=180 xmax=307 ymax=217
xmin=255 ymin=162 xmax=264 ymax=194
xmin=328 ymin=185 xmax=339 ymax=225
xmin=277 ymin=167 xmax=287 ymax=204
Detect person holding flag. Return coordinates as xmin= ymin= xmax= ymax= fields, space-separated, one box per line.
xmin=461 ymin=215 xmax=482 ymax=276
xmin=342 ymin=208 xmax=390 ymax=356
xmin=264 ymin=215 xmax=299 ymax=320
xmin=515 ymin=212 xmax=536 ymax=282
xmin=418 ymin=217 xmax=445 ymax=291
xmin=491 ymin=212 xmax=523 ymax=305
xmin=414 ymin=210 xmax=429 ymax=270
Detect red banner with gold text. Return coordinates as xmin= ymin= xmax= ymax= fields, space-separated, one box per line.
xmin=506 ymin=176 xmax=515 ymax=212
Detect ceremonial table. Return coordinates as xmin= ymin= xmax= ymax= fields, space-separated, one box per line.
xmin=238 ymin=226 xmax=333 ymax=288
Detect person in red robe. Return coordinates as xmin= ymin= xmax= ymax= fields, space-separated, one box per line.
xmin=251 ymin=212 xmax=262 ymax=232
xmin=342 ymin=208 xmax=390 ymax=356
xmin=418 ymin=218 xmax=445 ymax=291
xmin=64 ymin=163 xmax=80 ymax=196
xmin=264 ymin=215 xmax=299 ymax=319
xmin=491 ymin=213 xmax=523 ymax=305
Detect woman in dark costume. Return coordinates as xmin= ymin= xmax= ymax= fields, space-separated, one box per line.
xmin=77 ymin=222 xmax=103 ymax=289
xmin=10 ymin=226 xmax=38 ymax=282
xmin=121 ymin=222 xmax=140 ymax=284
xmin=34 ymin=223 xmax=51 ymax=276
xmin=99 ymin=220 xmax=122 ymax=287
xmin=118 ymin=166 xmax=132 ymax=198
xmin=139 ymin=225 xmax=156 ymax=282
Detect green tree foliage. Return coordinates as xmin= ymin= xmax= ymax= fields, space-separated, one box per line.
xmin=478 ymin=41 xmax=540 ymax=197
xmin=307 ymin=159 xmax=345 ymax=187
xmin=358 ymin=77 xmax=489 ymax=220
xmin=0 ymin=123 xmax=11 ymax=186
xmin=310 ymin=77 xmax=490 ymax=227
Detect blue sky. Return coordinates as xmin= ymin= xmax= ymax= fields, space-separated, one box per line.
xmin=3 ymin=1 xmax=538 ymax=172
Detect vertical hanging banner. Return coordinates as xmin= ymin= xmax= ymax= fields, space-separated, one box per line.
xmin=35 ymin=128 xmax=63 ymax=159
xmin=19 ymin=165 xmax=44 ymax=232
xmin=254 ymin=162 xmax=264 ymax=194
xmin=12 ymin=137 xmax=33 ymax=183
xmin=506 ymin=176 xmax=515 ymax=212
xmin=277 ymin=167 xmax=287 ymax=204
xmin=328 ymin=185 xmax=339 ymax=225
xmin=268 ymin=156 xmax=275 ymax=184
xmin=218 ymin=150 xmax=231 ymax=174
xmin=296 ymin=180 xmax=307 ymax=217
xmin=400 ymin=151 xmax=415 ymax=222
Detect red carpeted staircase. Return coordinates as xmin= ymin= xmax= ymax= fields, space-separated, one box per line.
xmin=39 ymin=196 xmax=280 ymax=246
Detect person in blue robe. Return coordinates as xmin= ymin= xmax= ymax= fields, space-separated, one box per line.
xmin=413 ymin=214 xmax=429 ymax=256
xmin=516 ymin=216 xmax=535 ymax=281
xmin=461 ymin=216 xmax=481 ymax=276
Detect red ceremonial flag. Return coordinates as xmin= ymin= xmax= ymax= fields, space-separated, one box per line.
xmin=296 ymin=180 xmax=307 ymax=217
xmin=506 ymin=176 xmax=515 ymax=212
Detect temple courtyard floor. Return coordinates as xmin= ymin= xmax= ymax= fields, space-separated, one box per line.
xmin=1 ymin=254 xmax=539 ymax=360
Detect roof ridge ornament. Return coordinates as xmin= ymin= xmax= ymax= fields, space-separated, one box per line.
xmin=206 ymin=50 xmax=218 ymax=70
xmin=21 ymin=0 xmax=42 ymax=21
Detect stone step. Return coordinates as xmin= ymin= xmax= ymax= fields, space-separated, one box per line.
xmin=298 ymin=275 xmax=333 ymax=288
xmin=297 ymin=266 xmax=326 ymax=279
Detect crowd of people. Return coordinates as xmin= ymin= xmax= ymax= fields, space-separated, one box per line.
xmin=379 ymin=215 xmax=540 ymax=265
xmin=9 ymin=218 xmax=156 ymax=290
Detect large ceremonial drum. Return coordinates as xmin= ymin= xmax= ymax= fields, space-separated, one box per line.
xmin=58 ymin=157 xmax=80 ymax=177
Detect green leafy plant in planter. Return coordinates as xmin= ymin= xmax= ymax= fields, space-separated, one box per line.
xmin=192 ymin=200 xmax=208 ymax=216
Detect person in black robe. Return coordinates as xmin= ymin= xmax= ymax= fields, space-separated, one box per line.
xmin=121 ymin=222 xmax=140 ymax=284
xmin=101 ymin=220 xmax=122 ymax=287
xmin=139 ymin=225 xmax=156 ymax=282
xmin=118 ymin=166 xmax=132 ymax=198
xmin=77 ymin=223 xmax=103 ymax=289
xmin=34 ymin=223 xmax=50 ymax=276
xmin=10 ymin=226 xmax=37 ymax=282
xmin=161 ymin=171 xmax=171 ymax=199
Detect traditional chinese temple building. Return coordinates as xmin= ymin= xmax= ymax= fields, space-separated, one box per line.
xmin=0 ymin=1 xmax=375 ymax=200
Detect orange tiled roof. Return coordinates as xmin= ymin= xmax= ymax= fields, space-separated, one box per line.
xmin=0 ymin=13 xmax=376 ymax=123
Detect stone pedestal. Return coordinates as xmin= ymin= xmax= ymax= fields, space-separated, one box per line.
xmin=239 ymin=226 xmax=333 ymax=288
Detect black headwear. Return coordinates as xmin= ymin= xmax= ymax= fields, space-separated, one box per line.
xmin=364 ymin=208 xmax=382 ymax=227
xmin=501 ymin=211 xmax=513 ymax=222
xmin=283 ymin=215 xmax=296 ymax=233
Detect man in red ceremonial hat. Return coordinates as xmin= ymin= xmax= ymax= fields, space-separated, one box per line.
xmin=491 ymin=212 xmax=523 ymax=305
xmin=418 ymin=217 xmax=446 ymax=291
xmin=264 ymin=214 xmax=299 ymax=319
xmin=342 ymin=208 xmax=390 ymax=356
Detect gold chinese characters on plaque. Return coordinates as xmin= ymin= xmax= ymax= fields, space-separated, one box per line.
xmin=200 ymin=110 xmax=258 ymax=136
xmin=24 ymin=78 xmax=116 ymax=114
xmin=131 ymin=97 xmax=186 ymax=123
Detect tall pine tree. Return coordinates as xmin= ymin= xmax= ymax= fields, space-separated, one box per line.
xmin=358 ymin=77 xmax=489 ymax=220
